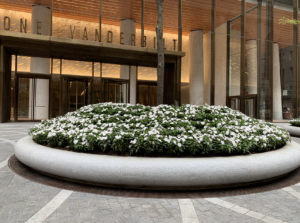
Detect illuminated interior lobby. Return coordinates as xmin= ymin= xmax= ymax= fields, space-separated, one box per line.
xmin=0 ymin=0 xmax=299 ymax=123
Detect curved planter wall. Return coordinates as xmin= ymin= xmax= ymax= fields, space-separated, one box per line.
xmin=274 ymin=123 xmax=300 ymax=137
xmin=15 ymin=136 xmax=300 ymax=189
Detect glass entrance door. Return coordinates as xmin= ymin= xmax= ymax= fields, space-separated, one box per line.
xmin=102 ymin=79 xmax=128 ymax=103
xmin=17 ymin=77 xmax=50 ymax=121
xmin=67 ymin=79 xmax=88 ymax=112
xmin=138 ymin=82 xmax=157 ymax=106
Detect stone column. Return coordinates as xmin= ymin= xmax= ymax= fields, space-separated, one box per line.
xmin=273 ymin=43 xmax=283 ymax=120
xmin=189 ymin=30 xmax=204 ymax=105
xmin=120 ymin=20 xmax=136 ymax=104
xmin=30 ymin=5 xmax=51 ymax=119
xmin=246 ymin=40 xmax=257 ymax=95
xmin=129 ymin=67 xmax=137 ymax=104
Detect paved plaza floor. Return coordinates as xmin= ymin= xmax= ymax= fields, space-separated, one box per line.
xmin=0 ymin=122 xmax=300 ymax=223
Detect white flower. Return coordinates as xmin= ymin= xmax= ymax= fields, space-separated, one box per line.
xmin=131 ymin=139 xmax=137 ymax=144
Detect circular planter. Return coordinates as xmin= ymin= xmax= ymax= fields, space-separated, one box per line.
xmin=15 ymin=136 xmax=300 ymax=190
xmin=275 ymin=123 xmax=300 ymax=137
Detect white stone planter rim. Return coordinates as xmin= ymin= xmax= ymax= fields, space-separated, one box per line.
xmin=14 ymin=136 xmax=300 ymax=188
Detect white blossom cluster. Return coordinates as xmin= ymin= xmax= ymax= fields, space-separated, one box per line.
xmin=29 ymin=103 xmax=290 ymax=156
xmin=290 ymin=118 xmax=300 ymax=127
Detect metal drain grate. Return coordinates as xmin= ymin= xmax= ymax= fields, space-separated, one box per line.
xmin=8 ymin=155 xmax=300 ymax=199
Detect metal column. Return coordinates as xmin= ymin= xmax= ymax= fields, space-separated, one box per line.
xmin=293 ymin=0 xmax=299 ymax=118
xmin=257 ymin=0 xmax=262 ymax=119
xmin=266 ymin=0 xmax=274 ymax=122
xmin=99 ymin=0 xmax=102 ymax=42
xmin=240 ymin=0 xmax=246 ymax=114
xmin=141 ymin=0 xmax=145 ymax=47
xmin=210 ymin=0 xmax=216 ymax=105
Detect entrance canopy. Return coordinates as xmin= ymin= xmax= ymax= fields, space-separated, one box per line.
xmin=0 ymin=30 xmax=185 ymax=67
xmin=0 ymin=30 xmax=185 ymax=122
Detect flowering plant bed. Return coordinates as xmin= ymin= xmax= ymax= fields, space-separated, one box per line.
xmin=29 ymin=103 xmax=290 ymax=157
xmin=290 ymin=118 xmax=300 ymax=127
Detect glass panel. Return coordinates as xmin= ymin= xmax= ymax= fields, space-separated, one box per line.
xmin=61 ymin=77 xmax=68 ymax=115
xmin=93 ymin=62 xmax=101 ymax=103
xmin=35 ymin=79 xmax=50 ymax=120
xmin=245 ymin=5 xmax=258 ymax=118
xmin=102 ymin=81 xmax=126 ymax=103
xmin=274 ymin=3 xmax=294 ymax=120
xmin=102 ymin=63 xmax=120 ymax=78
xmin=16 ymin=56 xmax=31 ymax=72
xmin=149 ymin=86 xmax=157 ymax=106
xmin=228 ymin=17 xmax=241 ymax=98
xmin=15 ymin=56 xmax=50 ymax=74
xmin=138 ymin=67 xmax=157 ymax=81
xmin=181 ymin=83 xmax=189 ymax=105
xmin=138 ymin=85 xmax=149 ymax=106
xmin=10 ymin=55 xmax=15 ymax=121
xmin=67 ymin=80 xmax=88 ymax=112
xmin=245 ymin=97 xmax=256 ymax=118
xmin=18 ymin=78 xmax=49 ymax=120
xmin=18 ymin=78 xmax=30 ymax=120
xmin=68 ymin=80 xmax=87 ymax=112
xmin=216 ymin=0 xmax=241 ymax=107
xmin=245 ymin=8 xmax=258 ymax=96
xmin=62 ymin=60 xmax=92 ymax=77
xmin=279 ymin=43 xmax=295 ymax=120
xmin=78 ymin=81 xmax=87 ymax=109
xmin=68 ymin=81 xmax=76 ymax=112
xmin=51 ymin=59 xmax=61 ymax=118
xmin=138 ymin=83 xmax=157 ymax=106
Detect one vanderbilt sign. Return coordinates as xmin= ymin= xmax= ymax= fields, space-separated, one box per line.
xmin=2 ymin=16 xmax=178 ymax=51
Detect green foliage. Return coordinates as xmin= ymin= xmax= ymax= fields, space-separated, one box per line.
xmin=29 ymin=103 xmax=290 ymax=157
xmin=290 ymin=118 xmax=300 ymax=127
xmin=279 ymin=17 xmax=300 ymax=25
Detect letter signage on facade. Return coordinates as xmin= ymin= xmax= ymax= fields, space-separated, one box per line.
xmin=20 ymin=18 xmax=27 ymax=33
xmin=1 ymin=15 xmax=179 ymax=51
xmin=4 ymin=16 xmax=10 ymax=30
xmin=107 ymin=31 xmax=113 ymax=43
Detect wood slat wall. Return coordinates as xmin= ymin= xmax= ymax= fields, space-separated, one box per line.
xmin=0 ymin=0 xmax=296 ymax=46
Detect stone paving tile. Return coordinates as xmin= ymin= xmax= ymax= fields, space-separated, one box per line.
xmin=44 ymin=193 xmax=182 ymax=223
xmin=192 ymin=199 xmax=262 ymax=223
xmin=0 ymin=168 xmax=61 ymax=223
xmin=291 ymin=185 xmax=300 ymax=193
xmin=221 ymin=191 xmax=300 ymax=223
xmin=2 ymin=122 xmax=300 ymax=223
xmin=0 ymin=142 xmax=14 ymax=163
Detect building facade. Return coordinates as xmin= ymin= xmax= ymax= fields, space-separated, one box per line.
xmin=0 ymin=0 xmax=299 ymax=123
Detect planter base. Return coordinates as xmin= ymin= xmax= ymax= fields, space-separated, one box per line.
xmin=15 ymin=136 xmax=300 ymax=190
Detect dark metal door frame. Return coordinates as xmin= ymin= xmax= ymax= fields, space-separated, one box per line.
xmin=64 ymin=77 xmax=89 ymax=112
xmin=15 ymin=73 xmax=51 ymax=122
xmin=137 ymin=81 xmax=157 ymax=106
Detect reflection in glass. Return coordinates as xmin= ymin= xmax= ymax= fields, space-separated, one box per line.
xmin=18 ymin=78 xmax=49 ymax=120
xmin=102 ymin=80 xmax=128 ymax=103
xmin=68 ymin=80 xmax=87 ymax=112
xmin=138 ymin=83 xmax=157 ymax=106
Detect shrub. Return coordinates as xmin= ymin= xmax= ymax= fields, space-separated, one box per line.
xmin=290 ymin=118 xmax=300 ymax=127
xmin=29 ymin=103 xmax=290 ymax=157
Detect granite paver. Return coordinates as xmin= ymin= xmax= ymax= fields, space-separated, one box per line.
xmin=1 ymin=123 xmax=300 ymax=223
